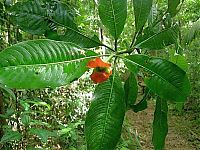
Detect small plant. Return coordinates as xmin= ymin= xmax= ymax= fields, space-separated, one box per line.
xmin=0 ymin=0 xmax=190 ymax=149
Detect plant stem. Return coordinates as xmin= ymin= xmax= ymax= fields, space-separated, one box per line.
xmin=130 ymin=31 xmax=139 ymax=48
xmin=102 ymin=44 xmax=115 ymax=52
xmin=114 ymin=39 xmax=118 ymax=51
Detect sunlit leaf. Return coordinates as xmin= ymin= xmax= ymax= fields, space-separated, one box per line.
xmin=0 ymin=40 xmax=97 ymax=89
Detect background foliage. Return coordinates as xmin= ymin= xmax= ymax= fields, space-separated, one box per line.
xmin=0 ymin=0 xmax=199 ymax=149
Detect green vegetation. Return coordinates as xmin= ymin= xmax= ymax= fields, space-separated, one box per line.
xmin=0 ymin=0 xmax=199 ymax=149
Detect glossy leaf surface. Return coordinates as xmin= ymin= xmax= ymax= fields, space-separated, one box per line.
xmin=85 ymin=73 xmax=125 ymax=150
xmin=0 ymin=40 xmax=96 ymax=89
xmin=10 ymin=1 xmax=102 ymax=48
xmin=135 ymin=26 xmax=178 ymax=50
xmin=98 ymin=0 xmax=127 ymax=39
xmin=133 ymin=0 xmax=153 ymax=32
xmin=51 ymin=3 xmax=102 ymax=48
xmin=124 ymin=55 xmax=190 ymax=102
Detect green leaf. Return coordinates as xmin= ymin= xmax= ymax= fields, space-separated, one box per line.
xmin=133 ymin=0 xmax=153 ymax=32
xmin=152 ymin=98 xmax=168 ymax=150
xmin=167 ymin=0 xmax=181 ymax=17
xmin=124 ymin=73 xmax=138 ymax=109
xmin=135 ymin=25 xmax=179 ymax=50
xmin=0 ymin=39 xmax=97 ymax=89
xmin=59 ymin=31 xmax=102 ymax=48
xmin=9 ymin=0 xmax=49 ymax=35
xmin=85 ymin=73 xmax=126 ymax=150
xmin=10 ymin=1 xmax=102 ymax=48
xmin=148 ymin=4 xmax=158 ymax=25
xmin=0 ymin=131 xmax=22 ymax=143
xmin=131 ymin=88 xmax=149 ymax=113
xmin=132 ymin=98 xmax=147 ymax=113
xmin=52 ymin=2 xmax=77 ymax=30
xmin=124 ymin=55 xmax=190 ymax=102
xmin=29 ymin=128 xmax=57 ymax=143
xmin=21 ymin=114 xmax=31 ymax=126
xmin=98 ymin=0 xmax=127 ymax=39
xmin=50 ymin=2 xmax=102 ymax=48
xmin=0 ymin=108 xmax=15 ymax=119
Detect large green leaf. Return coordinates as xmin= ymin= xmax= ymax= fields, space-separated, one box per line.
xmin=52 ymin=2 xmax=77 ymax=30
xmin=133 ymin=0 xmax=153 ymax=32
xmin=85 ymin=73 xmax=125 ymax=150
xmin=0 ymin=40 xmax=96 ymax=89
xmin=59 ymin=31 xmax=102 ymax=48
xmin=9 ymin=0 xmax=49 ymax=35
xmin=124 ymin=72 xmax=138 ymax=109
xmin=10 ymin=1 xmax=102 ymax=48
xmin=98 ymin=0 xmax=127 ymax=39
xmin=167 ymin=0 xmax=181 ymax=17
xmin=135 ymin=25 xmax=178 ymax=50
xmin=124 ymin=55 xmax=190 ymax=102
xmin=50 ymin=2 xmax=102 ymax=48
xmin=152 ymin=98 xmax=168 ymax=150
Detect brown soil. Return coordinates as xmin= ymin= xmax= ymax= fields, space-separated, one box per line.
xmin=126 ymin=102 xmax=195 ymax=150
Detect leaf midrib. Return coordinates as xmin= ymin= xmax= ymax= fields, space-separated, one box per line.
xmin=136 ymin=0 xmax=143 ymax=31
xmin=1 ymin=55 xmax=97 ymax=69
xmin=100 ymin=71 xmax=116 ymax=149
xmin=110 ymin=0 xmax=117 ymax=39
xmin=123 ymin=57 xmax=185 ymax=95
xmin=135 ymin=26 xmax=176 ymax=48
xmin=15 ymin=10 xmax=103 ymax=47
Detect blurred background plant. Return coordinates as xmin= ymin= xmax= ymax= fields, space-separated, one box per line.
xmin=0 ymin=0 xmax=199 ymax=149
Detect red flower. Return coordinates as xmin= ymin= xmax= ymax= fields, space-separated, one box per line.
xmin=87 ymin=57 xmax=112 ymax=84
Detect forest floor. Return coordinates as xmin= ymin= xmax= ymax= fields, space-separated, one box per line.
xmin=125 ymin=101 xmax=200 ymax=150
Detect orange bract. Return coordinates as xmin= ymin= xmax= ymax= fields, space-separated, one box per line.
xmin=87 ymin=57 xmax=111 ymax=68
xmin=87 ymin=57 xmax=112 ymax=84
xmin=90 ymin=70 xmax=112 ymax=84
